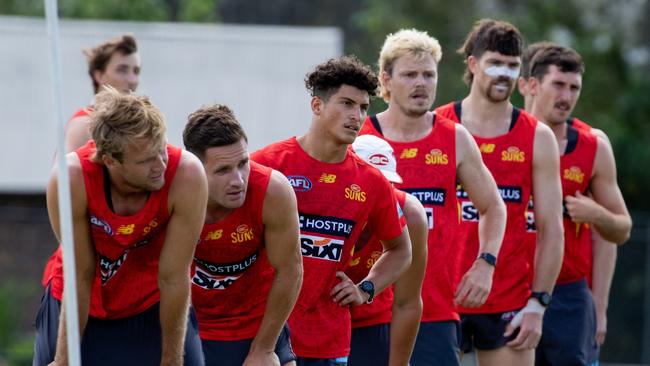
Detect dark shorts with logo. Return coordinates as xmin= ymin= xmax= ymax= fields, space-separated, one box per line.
xmin=296 ymin=356 xmax=348 ymax=366
xmin=349 ymin=323 xmax=390 ymax=366
xmin=201 ymin=323 xmax=296 ymax=366
xmin=410 ymin=321 xmax=461 ymax=366
xmin=460 ymin=310 xmax=521 ymax=352
xmin=536 ymin=279 xmax=599 ymax=366
xmin=32 ymin=286 xmax=204 ymax=366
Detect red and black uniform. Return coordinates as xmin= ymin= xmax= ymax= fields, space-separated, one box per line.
xmin=360 ymin=114 xmax=460 ymax=322
xmin=251 ymin=137 xmax=403 ymax=359
xmin=50 ymin=140 xmax=181 ymax=319
xmin=41 ymin=106 xmax=94 ymax=288
xmin=436 ymin=102 xmax=536 ymax=313
xmin=191 ymin=161 xmax=274 ymax=341
xmin=558 ymin=125 xmax=598 ymax=284
xmin=346 ymin=188 xmax=408 ymax=328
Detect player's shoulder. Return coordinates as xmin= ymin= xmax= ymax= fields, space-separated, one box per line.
xmin=251 ymin=137 xmax=297 ymax=163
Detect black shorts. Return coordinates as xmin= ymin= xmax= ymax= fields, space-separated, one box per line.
xmin=536 ymin=279 xmax=599 ymax=366
xmin=32 ymin=286 xmax=204 ymax=366
xmin=349 ymin=323 xmax=390 ymax=366
xmin=410 ymin=321 xmax=461 ymax=366
xmin=460 ymin=310 xmax=521 ymax=352
xmin=201 ymin=323 xmax=296 ymax=366
xmin=296 ymin=356 xmax=348 ymax=366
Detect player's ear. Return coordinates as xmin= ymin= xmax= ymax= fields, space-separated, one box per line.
xmin=311 ymin=96 xmax=323 ymax=115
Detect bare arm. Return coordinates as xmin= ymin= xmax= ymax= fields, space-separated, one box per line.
xmin=591 ymin=228 xmax=617 ymax=346
xmin=531 ymin=123 xmax=564 ymax=293
xmin=64 ymin=116 xmax=92 ymax=153
xmin=245 ymin=171 xmax=303 ymax=365
xmin=389 ymin=194 xmax=427 ymax=366
xmin=158 ymin=152 xmax=207 ymax=366
xmin=48 ymin=155 xmax=95 ymax=365
xmin=507 ymin=123 xmax=564 ymax=350
xmin=565 ymin=138 xmax=631 ymax=243
xmin=454 ymin=124 xmax=506 ymax=307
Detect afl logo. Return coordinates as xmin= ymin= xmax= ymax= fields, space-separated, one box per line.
xmin=368 ymin=154 xmax=389 ymax=166
xmin=287 ymin=175 xmax=312 ymax=192
xmin=90 ymin=215 xmax=113 ymax=235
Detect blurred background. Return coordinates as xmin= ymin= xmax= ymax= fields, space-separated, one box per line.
xmin=1 ymin=0 xmax=649 ymax=365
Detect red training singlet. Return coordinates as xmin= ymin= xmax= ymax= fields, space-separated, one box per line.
xmin=191 ymin=161 xmax=274 ymax=341
xmin=359 ymin=114 xmax=460 ymax=322
xmin=436 ymin=101 xmax=536 ymax=313
xmin=346 ymin=189 xmax=407 ymax=328
xmin=50 ymin=140 xmax=181 ymax=320
xmin=557 ymin=124 xmax=598 ymax=284
xmin=42 ymin=106 xmax=94 ymax=288
xmin=251 ymin=137 xmax=403 ymax=358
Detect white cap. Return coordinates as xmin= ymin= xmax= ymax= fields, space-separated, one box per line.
xmin=352 ymin=135 xmax=402 ymax=184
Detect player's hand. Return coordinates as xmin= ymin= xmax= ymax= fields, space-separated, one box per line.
xmin=504 ymin=299 xmax=544 ymax=350
xmin=596 ymin=309 xmax=608 ymax=346
xmin=565 ymin=191 xmax=601 ymax=223
xmin=454 ymin=258 xmax=494 ymax=307
xmin=243 ymin=350 xmax=280 ymax=366
xmin=330 ymin=271 xmax=368 ymax=306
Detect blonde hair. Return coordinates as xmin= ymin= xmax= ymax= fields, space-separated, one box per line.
xmin=378 ymin=29 xmax=442 ymax=102
xmin=91 ymin=86 xmax=166 ymax=163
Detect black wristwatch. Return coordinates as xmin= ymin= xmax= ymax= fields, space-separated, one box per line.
xmin=530 ymin=291 xmax=552 ymax=307
xmin=359 ymin=280 xmax=375 ymax=304
xmin=477 ymin=252 xmax=497 ymax=267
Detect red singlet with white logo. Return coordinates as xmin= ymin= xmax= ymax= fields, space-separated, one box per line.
xmin=359 ymin=114 xmax=460 ymax=321
xmin=191 ymin=161 xmax=274 ymax=341
xmin=557 ymin=125 xmax=598 ymax=284
xmin=251 ymin=137 xmax=403 ymax=358
xmin=436 ymin=102 xmax=536 ymax=313
xmin=42 ymin=107 xmax=94 ymax=288
xmin=50 ymin=140 xmax=181 ymax=320
xmin=346 ymin=189 xmax=407 ymax=328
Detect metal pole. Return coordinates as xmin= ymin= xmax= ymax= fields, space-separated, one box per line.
xmin=642 ymin=217 xmax=650 ymax=363
xmin=44 ymin=0 xmax=82 ymax=364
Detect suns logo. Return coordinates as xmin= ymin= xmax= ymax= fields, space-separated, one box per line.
xmin=142 ymin=218 xmax=159 ymax=235
xmin=425 ymin=149 xmax=449 ymax=165
xmin=400 ymin=148 xmax=418 ymax=159
xmin=501 ymin=146 xmax=525 ymax=162
xmin=479 ymin=143 xmax=496 ymax=153
xmin=116 ymin=224 xmax=135 ymax=235
xmin=319 ymin=173 xmax=337 ymax=183
xmin=345 ymin=184 xmax=366 ymax=202
xmin=366 ymin=250 xmax=383 ymax=269
xmin=231 ymin=224 xmax=254 ymax=244
xmin=563 ymin=166 xmax=585 ymax=184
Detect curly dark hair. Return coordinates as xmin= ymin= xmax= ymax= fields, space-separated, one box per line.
xmin=183 ymin=104 xmax=247 ymax=161
xmin=530 ymin=45 xmax=584 ymax=81
xmin=457 ymin=19 xmax=523 ymax=85
xmin=305 ymin=55 xmax=378 ymax=100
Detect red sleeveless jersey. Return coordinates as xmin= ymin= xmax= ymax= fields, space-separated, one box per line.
xmin=568 ymin=117 xmax=592 ymax=132
xmin=42 ymin=107 xmax=94 ymax=288
xmin=251 ymin=137 xmax=403 ymax=358
xmin=191 ymin=161 xmax=274 ymax=341
xmin=51 ymin=141 xmax=181 ymax=319
xmin=557 ymin=125 xmax=598 ymax=284
xmin=436 ymin=101 xmax=536 ymax=313
xmin=346 ymin=189 xmax=407 ymax=328
xmin=359 ymin=114 xmax=460 ymax=322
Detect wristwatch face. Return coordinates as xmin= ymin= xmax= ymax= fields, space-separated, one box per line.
xmin=360 ymin=281 xmax=375 ymax=301
xmin=532 ymin=292 xmax=552 ymax=306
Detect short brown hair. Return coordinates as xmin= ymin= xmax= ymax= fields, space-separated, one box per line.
xmin=521 ymin=41 xmax=554 ymax=79
xmin=306 ymin=56 xmax=379 ymax=100
xmin=457 ymin=19 xmax=523 ymax=84
xmin=530 ymin=45 xmax=584 ymax=81
xmin=84 ymin=34 xmax=138 ymax=93
xmin=91 ymin=86 xmax=166 ymax=163
xmin=183 ymin=104 xmax=248 ymax=161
